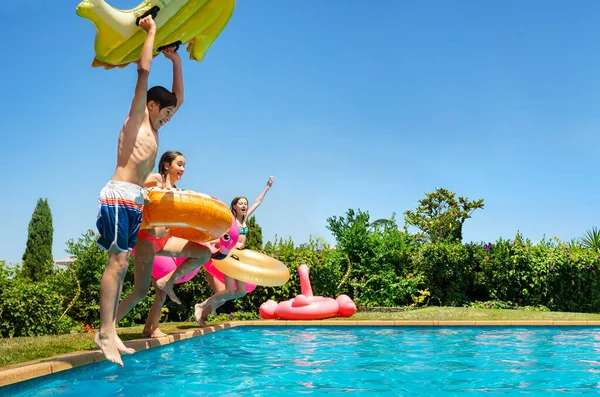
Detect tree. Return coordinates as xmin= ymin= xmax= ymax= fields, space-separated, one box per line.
xmin=581 ymin=226 xmax=600 ymax=253
xmin=245 ymin=216 xmax=263 ymax=250
xmin=22 ymin=198 xmax=54 ymax=281
xmin=404 ymin=188 xmax=484 ymax=243
xmin=369 ymin=218 xmax=390 ymax=229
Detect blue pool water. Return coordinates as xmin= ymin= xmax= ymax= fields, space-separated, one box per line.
xmin=5 ymin=326 xmax=600 ymax=396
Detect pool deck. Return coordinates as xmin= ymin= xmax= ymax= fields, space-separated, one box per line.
xmin=2 ymin=319 xmax=600 ymax=387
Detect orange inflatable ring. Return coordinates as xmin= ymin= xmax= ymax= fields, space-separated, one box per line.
xmin=212 ymin=248 xmax=290 ymax=287
xmin=141 ymin=187 xmax=232 ymax=243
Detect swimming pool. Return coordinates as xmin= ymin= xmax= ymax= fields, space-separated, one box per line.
xmin=4 ymin=326 xmax=600 ymax=396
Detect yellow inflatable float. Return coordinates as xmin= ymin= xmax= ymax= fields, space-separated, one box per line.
xmin=212 ymin=249 xmax=290 ymax=287
xmin=75 ymin=0 xmax=235 ymax=69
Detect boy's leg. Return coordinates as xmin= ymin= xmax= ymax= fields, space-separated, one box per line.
xmin=155 ymin=237 xmax=211 ymax=304
xmin=96 ymin=248 xmax=133 ymax=367
xmin=95 ymin=180 xmax=144 ymax=366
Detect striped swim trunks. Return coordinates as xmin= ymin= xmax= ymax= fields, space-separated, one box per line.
xmin=96 ymin=180 xmax=144 ymax=252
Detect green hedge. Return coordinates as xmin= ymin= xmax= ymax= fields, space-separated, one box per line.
xmin=476 ymin=236 xmax=600 ymax=312
xmin=3 ymin=212 xmax=600 ymax=338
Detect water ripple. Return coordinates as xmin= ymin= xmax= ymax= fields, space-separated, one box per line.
xmin=6 ymin=326 xmax=600 ymax=396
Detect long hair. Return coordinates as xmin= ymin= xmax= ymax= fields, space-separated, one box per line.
xmin=157 ymin=150 xmax=183 ymax=188
xmin=230 ymin=196 xmax=248 ymax=223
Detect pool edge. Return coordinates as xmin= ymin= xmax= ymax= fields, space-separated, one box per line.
xmin=2 ymin=319 xmax=600 ymax=387
xmin=0 ymin=322 xmax=240 ymax=388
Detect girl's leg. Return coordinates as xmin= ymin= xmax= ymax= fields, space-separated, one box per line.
xmin=195 ymin=271 xmax=226 ymax=324
xmin=233 ymin=281 xmax=247 ymax=300
xmin=142 ymin=279 xmax=168 ymax=338
xmin=154 ymin=237 xmax=211 ymax=304
xmin=116 ymin=237 xmax=155 ymax=323
xmin=194 ymin=276 xmax=237 ymax=325
xmin=195 ymin=276 xmax=249 ymax=325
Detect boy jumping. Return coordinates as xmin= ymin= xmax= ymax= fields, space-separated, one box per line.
xmin=94 ymin=15 xmax=185 ymax=367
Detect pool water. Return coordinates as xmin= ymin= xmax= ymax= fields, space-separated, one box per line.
xmin=5 ymin=326 xmax=600 ymax=396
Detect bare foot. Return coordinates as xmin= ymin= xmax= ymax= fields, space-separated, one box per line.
xmin=201 ymin=305 xmax=213 ymax=326
xmin=194 ymin=303 xmax=205 ymax=325
xmin=142 ymin=327 xmax=168 ymax=338
xmin=155 ymin=279 xmax=181 ymax=304
xmin=116 ymin=334 xmax=135 ymax=355
xmin=94 ymin=332 xmax=124 ymax=367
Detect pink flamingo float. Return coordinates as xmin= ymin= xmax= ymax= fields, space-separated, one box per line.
xmin=259 ymin=264 xmax=357 ymax=320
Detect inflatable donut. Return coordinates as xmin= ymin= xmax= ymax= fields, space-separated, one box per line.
xmin=212 ymin=248 xmax=290 ymax=287
xmin=141 ymin=187 xmax=232 ymax=243
xmin=75 ymin=0 xmax=235 ymax=69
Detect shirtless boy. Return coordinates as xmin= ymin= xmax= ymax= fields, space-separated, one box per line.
xmin=94 ymin=15 xmax=209 ymax=366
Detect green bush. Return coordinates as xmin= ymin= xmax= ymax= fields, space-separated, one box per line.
xmin=544 ymin=243 xmax=600 ymax=312
xmin=7 ymin=209 xmax=600 ymax=339
xmin=476 ymin=235 xmax=600 ymax=312
xmin=208 ymin=310 xmax=260 ymax=323
xmin=349 ymin=271 xmax=422 ymax=307
xmin=326 ymin=209 xmax=422 ymax=306
xmin=467 ymin=300 xmax=550 ymax=311
xmin=0 ymin=260 xmax=11 ymax=293
xmin=64 ymin=230 xmax=156 ymax=327
xmin=0 ymin=279 xmax=62 ymax=337
xmin=412 ymin=242 xmax=478 ymax=305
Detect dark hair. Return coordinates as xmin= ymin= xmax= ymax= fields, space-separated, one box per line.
xmin=230 ymin=196 xmax=248 ymax=223
xmin=158 ymin=150 xmax=183 ymax=188
xmin=147 ymin=86 xmax=177 ymax=110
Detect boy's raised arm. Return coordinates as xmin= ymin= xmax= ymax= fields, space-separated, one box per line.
xmin=163 ymin=47 xmax=184 ymax=115
xmin=129 ymin=16 xmax=157 ymax=120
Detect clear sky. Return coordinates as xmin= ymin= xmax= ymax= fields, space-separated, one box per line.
xmin=1 ymin=0 xmax=599 ymax=265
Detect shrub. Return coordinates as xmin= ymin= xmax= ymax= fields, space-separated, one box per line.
xmin=0 ymin=279 xmax=62 ymax=337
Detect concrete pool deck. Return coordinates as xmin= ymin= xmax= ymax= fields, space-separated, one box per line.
xmin=3 ymin=319 xmax=600 ymax=388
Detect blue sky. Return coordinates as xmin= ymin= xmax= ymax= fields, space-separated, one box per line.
xmin=1 ymin=0 xmax=599 ymax=265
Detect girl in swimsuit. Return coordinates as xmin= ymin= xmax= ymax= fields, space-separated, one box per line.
xmin=116 ymin=150 xmax=197 ymax=338
xmin=194 ymin=176 xmax=274 ymax=325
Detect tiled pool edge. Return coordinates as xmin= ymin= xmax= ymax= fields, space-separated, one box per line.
xmin=3 ymin=319 xmax=600 ymax=387
xmin=0 ymin=322 xmax=238 ymax=388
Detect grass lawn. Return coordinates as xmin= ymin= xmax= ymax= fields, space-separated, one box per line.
xmin=3 ymin=307 xmax=600 ymax=368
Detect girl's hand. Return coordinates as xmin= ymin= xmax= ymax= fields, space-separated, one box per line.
xmin=143 ymin=190 xmax=152 ymax=205
xmin=267 ymin=176 xmax=274 ymax=188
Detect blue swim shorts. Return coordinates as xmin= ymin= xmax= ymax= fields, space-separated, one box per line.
xmin=96 ymin=180 xmax=144 ymax=252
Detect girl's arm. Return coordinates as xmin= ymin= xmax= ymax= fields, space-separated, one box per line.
xmin=143 ymin=173 xmax=163 ymax=188
xmin=247 ymin=176 xmax=274 ymax=218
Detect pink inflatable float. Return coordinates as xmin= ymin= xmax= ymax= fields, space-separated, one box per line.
xmin=259 ymin=264 xmax=357 ymax=320
xmin=134 ymin=218 xmax=240 ymax=284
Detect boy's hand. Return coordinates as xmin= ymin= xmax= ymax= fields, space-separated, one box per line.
xmin=162 ymin=46 xmax=181 ymax=62
xmin=138 ymin=15 xmax=156 ymax=33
